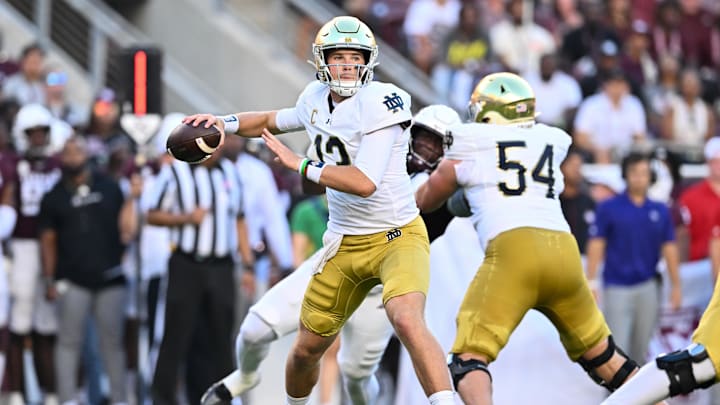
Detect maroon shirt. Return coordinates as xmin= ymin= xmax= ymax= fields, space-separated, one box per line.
xmin=9 ymin=154 xmax=61 ymax=238
xmin=679 ymin=10 xmax=715 ymax=68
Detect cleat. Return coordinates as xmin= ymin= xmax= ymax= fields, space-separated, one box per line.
xmin=200 ymin=382 xmax=233 ymax=405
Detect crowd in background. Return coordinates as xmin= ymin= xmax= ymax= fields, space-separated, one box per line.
xmin=0 ymin=0 xmax=718 ymax=404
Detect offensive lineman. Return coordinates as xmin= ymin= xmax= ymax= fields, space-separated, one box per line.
xmin=186 ymin=16 xmax=455 ymax=405
xmin=200 ymin=104 xmax=462 ymax=405
xmin=415 ymin=72 xmax=643 ymax=405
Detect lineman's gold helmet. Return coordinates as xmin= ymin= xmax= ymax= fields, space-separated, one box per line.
xmin=312 ymin=16 xmax=378 ymax=97
xmin=467 ymin=72 xmax=536 ymax=125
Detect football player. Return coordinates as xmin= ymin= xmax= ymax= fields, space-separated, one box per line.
xmin=186 ymin=15 xmax=458 ymax=399
xmin=415 ymin=72 xmax=643 ymax=405
xmin=199 ymin=104 xmax=462 ymax=405
xmin=5 ymin=104 xmax=62 ymax=405
xmin=600 ymin=140 xmax=720 ymax=405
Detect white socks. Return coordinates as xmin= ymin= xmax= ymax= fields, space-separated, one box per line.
xmin=428 ymin=390 xmax=455 ymax=405
xmin=285 ymin=394 xmax=309 ymax=405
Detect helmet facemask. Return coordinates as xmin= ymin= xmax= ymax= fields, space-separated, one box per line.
xmin=407 ymin=125 xmax=445 ymax=173
xmin=24 ymin=125 xmax=51 ymax=159
xmin=311 ymin=16 xmax=379 ymax=97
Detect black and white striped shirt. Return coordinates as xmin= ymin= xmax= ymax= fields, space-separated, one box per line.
xmin=144 ymin=158 xmax=244 ymax=259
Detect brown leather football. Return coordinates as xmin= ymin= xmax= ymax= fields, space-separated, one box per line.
xmin=166 ymin=123 xmax=222 ymax=164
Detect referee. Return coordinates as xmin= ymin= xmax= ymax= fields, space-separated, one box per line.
xmin=146 ymin=147 xmax=254 ymax=405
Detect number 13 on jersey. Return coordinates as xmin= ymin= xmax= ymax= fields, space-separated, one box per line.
xmin=496 ymin=141 xmax=555 ymax=199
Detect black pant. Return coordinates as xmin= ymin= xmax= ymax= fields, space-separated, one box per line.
xmin=151 ymin=252 xmax=236 ymax=405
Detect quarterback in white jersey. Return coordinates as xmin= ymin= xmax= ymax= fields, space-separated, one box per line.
xmin=416 ymin=73 xmax=644 ymax=405
xmin=198 ymin=105 xmax=460 ymax=405
xmin=185 ymin=16 xmax=454 ymax=405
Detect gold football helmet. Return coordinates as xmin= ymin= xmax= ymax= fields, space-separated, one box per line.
xmin=312 ymin=16 xmax=378 ymax=97
xmin=467 ymin=72 xmax=536 ymax=125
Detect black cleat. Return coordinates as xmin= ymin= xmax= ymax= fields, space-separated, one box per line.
xmin=200 ymin=381 xmax=233 ymax=405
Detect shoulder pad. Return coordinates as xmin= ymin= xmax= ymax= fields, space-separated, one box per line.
xmin=358 ymin=82 xmax=412 ymax=134
xmin=444 ymin=123 xmax=485 ymax=160
xmin=297 ymin=81 xmax=327 ymax=109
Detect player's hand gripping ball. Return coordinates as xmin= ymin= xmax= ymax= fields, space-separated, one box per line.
xmin=166 ymin=122 xmax=223 ymax=164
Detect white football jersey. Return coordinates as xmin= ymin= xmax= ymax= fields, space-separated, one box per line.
xmin=295 ymin=81 xmax=417 ymax=235
xmin=446 ymin=122 xmax=571 ymax=249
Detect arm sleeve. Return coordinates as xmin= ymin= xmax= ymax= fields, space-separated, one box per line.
xmin=275 ymin=108 xmax=304 ymax=132
xmin=354 ymin=125 xmax=401 ymax=188
xmin=0 ymin=205 xmax=16 ymax=239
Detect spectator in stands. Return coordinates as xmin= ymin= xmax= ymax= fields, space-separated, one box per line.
xmin=578 ymin=40 xmax=623 ymax=98
xmin=586 ymin=152 xmax=682 ymax=364
xmin=533 ymin=0 xmax=584 ymax=44
xmin=676 ymin=137 xmax=720 ymax=265
xmin=489 ymin=0 xmax=555 ymax=75
xmin=0 ymin=99 xmax=20 ymax=135
xmin=661 ymin=68 xmax=716 ymax=147
xmin=561 ymin=1 xmax=619 ymax=72
xmin=84 ymin=88 xmax=133 ymax=172
xmin=678 ymin=0 xmax=716 ymax=69
xmin=3 ymin=43 xmax=46 ymax=106
xmin=39 ymin=136 xmax=139 ymax=405
xmin=607 ymin=0 xmax=633 ymax=41
xmin=402 ymin=0 xmax=461 ymax=74
xmin=619 ymin=20 xmax=657 ymax=94
xmin=560 ymin=148 xmax=596 ymax=255
xmin=0 ymin=30 xmax=19 ymax=88
xmin=646 ymin=55 xmax=680 ymax=135
xmin=43 ymin=70 xmax=85 ymax=129
xmin=431 ymin=2 xmax=494 ymax=112
xmin=573 ymin=70 xmax=647 ymax=163
xmin=526 ymin=52 xmax=582 ymax=130
xmin=651 ymin=0 xmax=685 ymax=62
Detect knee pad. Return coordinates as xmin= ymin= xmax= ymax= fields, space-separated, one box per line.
xmin=577 ymin=336 xmax=637 ymax=392
xmin=656 ymin=343 xmax=716 ymax=397
xmin=238 ymin=312 xmax=277 ymax=346
xmin=447 ymin=353 xmax=491 ymax=389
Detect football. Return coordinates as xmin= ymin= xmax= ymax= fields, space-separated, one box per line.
xmin=166 ymin=123 xmax=223 ymax=163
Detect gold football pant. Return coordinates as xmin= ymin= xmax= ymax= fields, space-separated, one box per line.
xmin=693 ymin=275 xmax=720 ymax=381
xmin=452 ymin=227 xmax=611 ymax=362
xmin=301 ymin=216 xmax=430 ymax=336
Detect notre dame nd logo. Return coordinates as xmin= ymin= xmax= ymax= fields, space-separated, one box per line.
xmin=386 ymin=228 xmax=402 ymax=242
xmin=383 ymin=93 xmax=404 ymax=113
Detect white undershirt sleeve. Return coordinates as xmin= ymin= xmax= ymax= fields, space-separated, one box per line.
xmin=274 ymin=108 xmax=303 ymax=132
xmin=354 ymin=125 xmax=402 ymax=187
